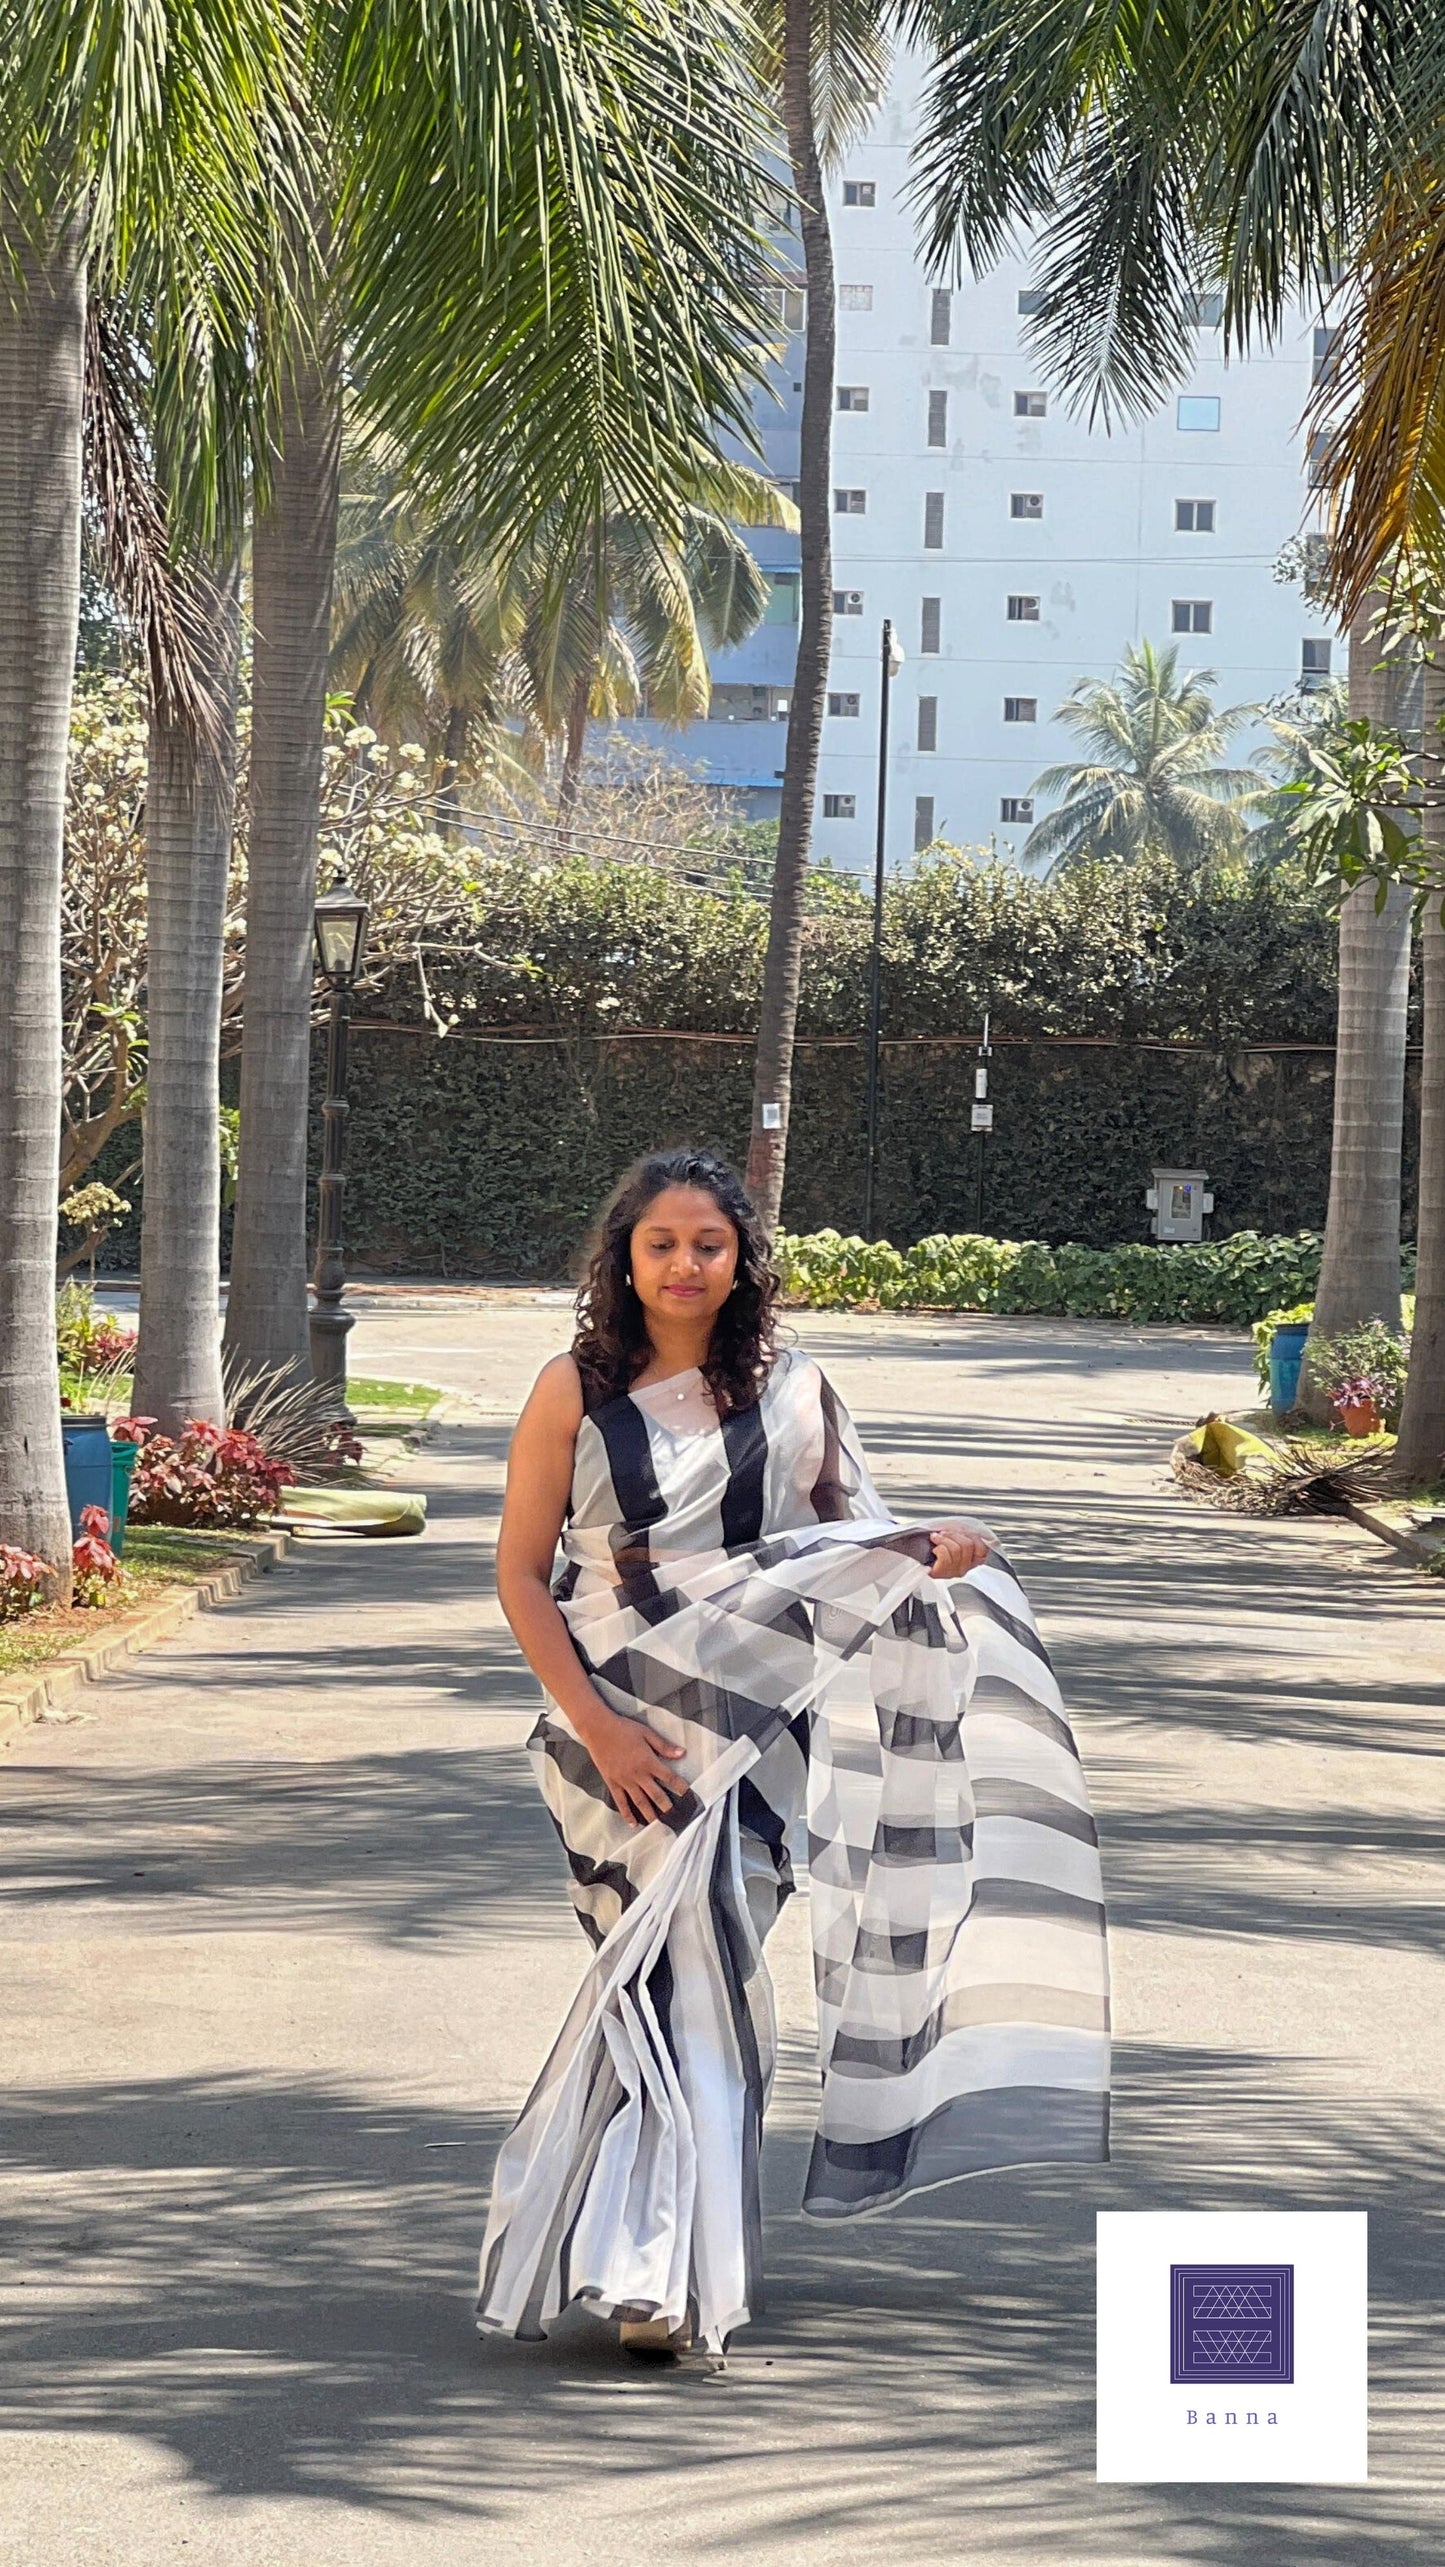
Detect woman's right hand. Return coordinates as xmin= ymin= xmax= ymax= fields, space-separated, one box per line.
xmin=580 ymin=1703 xmax=689 ymax=1827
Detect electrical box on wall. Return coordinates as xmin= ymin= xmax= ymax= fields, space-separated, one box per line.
xmin=1145 ymin=1169 xmax=1214 ymax=1243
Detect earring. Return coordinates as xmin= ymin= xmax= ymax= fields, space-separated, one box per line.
xmin=624 ymin=1269 xmax=633 ymax=1288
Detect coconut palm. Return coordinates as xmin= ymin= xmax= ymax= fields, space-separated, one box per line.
xmin=330 ymin=466 xmax=784 ymax=823
xmin=1020 ymin=642 xmax=1262 ymax=872
xmin=223 ymin=0 xmax=782 ymax=1381
xmin=0 ymin=0 xmax=299 ymax=1587
xmin=742 ymin=0 xmax=892 ymax=1233
xmin=910 ymin=0 xmax=1429 ymax=1365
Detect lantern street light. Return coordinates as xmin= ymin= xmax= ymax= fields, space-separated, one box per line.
xmin=310 ymin=878 xmax=370 ymax=1424
xmin=863 ymin=617 xmax=906 ymax=1238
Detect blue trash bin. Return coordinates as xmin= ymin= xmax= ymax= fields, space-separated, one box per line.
xmin=61 ymin=1413 xmax=114 ymax=1540
xmin=1268 ymin=1322 xmax=1310 ymax=1417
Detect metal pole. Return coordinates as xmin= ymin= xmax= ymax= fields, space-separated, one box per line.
xmin=309 ymin=977 xmax=356 ymax=1426
xmin=975 ymin=1008 xmax=991 ymax=1232
xmin=863 ymin=618 xmax=893 ymax=1238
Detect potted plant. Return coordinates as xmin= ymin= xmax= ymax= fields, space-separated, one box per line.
xmin=1303 ymin=1319 xmax=1410 ymax=1438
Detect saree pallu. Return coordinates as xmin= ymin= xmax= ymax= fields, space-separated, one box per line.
xmin=477 ymin=1349 xmax=1110 ymax=2349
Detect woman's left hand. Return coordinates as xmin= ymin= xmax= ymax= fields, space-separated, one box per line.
xmin=926 ymin=1519 xmax=995 ymax=1579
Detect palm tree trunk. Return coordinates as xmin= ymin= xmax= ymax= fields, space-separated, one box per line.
xmin=437 ymin=699 xmax=468 ymax=839
xmin=744 ymin=0 xmax=834 ymax=1234
xmin=1393 ymin=656 xmax=1445 ymax=1486
xmin=222 ymin=333 xmax=342 ymax=1380
xmin=1300 ymin=602 xmax=1411 ymax=1418
xmin=0 ymin=204 xmax=85 ymax=1593
xmin=556 ymin=671 xmax=590 ymax=824
xmin=133 ymin=559 xmax=240 ymax=1435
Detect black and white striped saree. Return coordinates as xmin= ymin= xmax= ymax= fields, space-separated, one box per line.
xmin=476 ymin=1347 xmax=1110 ymax=2348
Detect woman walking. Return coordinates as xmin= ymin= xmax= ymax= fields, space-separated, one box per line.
xmin=478 ymin=1147 xmax=1110 ymax=2357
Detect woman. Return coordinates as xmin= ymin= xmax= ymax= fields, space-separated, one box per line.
xmin=478 ymin=1148 xmax=1110 ymax=2359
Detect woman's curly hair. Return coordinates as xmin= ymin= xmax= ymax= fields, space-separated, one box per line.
xmin=572 ymin=1147 xmax=780 ymax=1417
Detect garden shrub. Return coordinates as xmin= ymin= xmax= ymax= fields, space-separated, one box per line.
xmin=773 ymin=1227 xmax=1367 ymax=1326
xmin=118 ymin=1418 xmax=297 ymax=1528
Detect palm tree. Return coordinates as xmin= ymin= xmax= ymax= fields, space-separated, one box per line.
xmin=1021 ymin=642 xmax=1262 ymax=871
xmin=0 ymin=1 xmax=298 ymax=1587
xmin=330 ymin=470 xmax=783 ymax=824
xmin=1386 ymin=640 xmax=1445 ymax=1485
xmin=223 ymin=0 xmax=782 ymax=1380
xmin=744 ymin=0 xmax=891 ymax=1232
xmin=909 ymin=0 xmax=1431 ymax=1378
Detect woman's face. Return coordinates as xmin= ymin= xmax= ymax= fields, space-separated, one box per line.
xmin=628 ymin=1185 xmax=739 ymax=1329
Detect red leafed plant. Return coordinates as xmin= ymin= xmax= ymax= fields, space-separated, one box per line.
xmin=113 ymin=1417 xmax=298 ymax=1529
xmin=0 ymin=1544 xmax=52 ymax=1622
xmin=73 ymin=1503 xmax=123 ymax=1607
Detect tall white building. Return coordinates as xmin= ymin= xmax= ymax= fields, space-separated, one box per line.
xmin=627 ymin=50 xmax=1337 ymax=872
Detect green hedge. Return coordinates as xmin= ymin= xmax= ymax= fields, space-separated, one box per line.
xmin=773 ymin=1228 xmax=1378 ymax=1326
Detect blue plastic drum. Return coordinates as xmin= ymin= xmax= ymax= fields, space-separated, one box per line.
xmin=61 ymin=1414 xmax=114 ymax=1540
xmin=1267 ymin=1321 xmax=1310 ymax=1417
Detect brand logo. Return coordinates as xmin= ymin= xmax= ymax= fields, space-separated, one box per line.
xmin=1170 ymin=2263 xmax=1294 ymax=2386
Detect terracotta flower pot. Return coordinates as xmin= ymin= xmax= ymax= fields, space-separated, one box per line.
xmin=1335 ymin=1397 xmax=1380 ymax=1438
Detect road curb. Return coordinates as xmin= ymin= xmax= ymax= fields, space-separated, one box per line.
xmin=0 ymin=1527 xmax=293 ymax=1752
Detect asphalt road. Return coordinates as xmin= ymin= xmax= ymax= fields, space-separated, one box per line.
xmin=3 ymin=1296 xmax=1441 ymax=2564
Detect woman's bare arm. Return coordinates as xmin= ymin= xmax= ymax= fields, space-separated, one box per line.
xmin=495 ymin=1355 xmax=685 ymax=1826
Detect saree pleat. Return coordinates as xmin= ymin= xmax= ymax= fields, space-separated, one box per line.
xmin=476 ymin=1351 xmax=1110 ymax=2347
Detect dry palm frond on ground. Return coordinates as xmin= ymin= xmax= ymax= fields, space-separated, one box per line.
xmin=1171 ymin=1415 xmax=1395 ymax=1517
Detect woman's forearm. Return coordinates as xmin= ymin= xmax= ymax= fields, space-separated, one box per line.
xmin=498 ymin=1567 xmax=615 ymax=1742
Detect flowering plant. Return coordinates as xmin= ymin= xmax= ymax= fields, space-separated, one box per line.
xmin=56 ymin=1281 xmax=137 ymax=1371
xmin=1304 ymin=1319 xmax=1409 ymax=1427
xmin=0 ymin=1545 xmax=52 ymax=1622
xmin=115 ymin=1416 xmax=297 ymax=1527
xmin=72 ymin=1504 xmax=123 ymax=1607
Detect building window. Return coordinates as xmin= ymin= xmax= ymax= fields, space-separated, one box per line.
xmin=1307 ymin=431 xmax=1331 ymax=488
xmin=1004 ymin=696 xmax=1037 ymax=723
xmin=762 ymin=572 xmax=799 ymax=625
xmin=930 ymin=288 xmax=952 ymax=345
xmin=1014 ymin=389 xmax=1047 ymax=417
xmin=762 ymin=282 xmax=805 ymax=334
xmin=834 ymin=486 xmax=867 ymax=514
xmin=1175 ymin=498 xmax=1216 ymax=531
xmin=1007 ymin=593 xmax=1040 ymax=621
xmin=828 ymin=691 xmax=861 ymax=716
xmin=842 ymin=180 xmax=876 ymax=207
xmin=920 ymin=596 xmax=941 ymax=654
xmin=1017 ymin=286 xmax=1045 ymax=316
xmin=833 ymin=588 xmax=864 ymax=615
xmin=1000 ymin=797 xmax=1034 ymax=825
xmin=837 ymin=384 xmax=870 ymax=411
xmin=1313 ymin=324 xmax=1341 ymax=384
xmin=839 ymin=283 xmax=873 ymax=311
xmin=1010 ymin=491 xmax=1043 ymax=519
xmin=1301 ymin=638 xmax=1333 ymax=690
xmin=1177 ymin=394 xmax=1221 ymax=431
xmin=1171 ymin=599 xmax=1213 ymax=633
xmin=917 ymin=696 xmax=938 ymax=752
xmin=924 ymin=491 xmax=945 ymax=548
xmin=928 ymin=388 xmax=948 ymax=448
xmin=709 ymin=682 xmax=789 ymax=723
xmin=1185 ymin=290 xmax=1224 ymax=325
xmin=823 ymin=793 xmax=856 ymax=818
xmin=914 ymin=795 xmax=935 ymax=851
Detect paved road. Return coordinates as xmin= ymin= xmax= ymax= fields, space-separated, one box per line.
xmin=3 ymin=1297 xmax=1442 ymax=2565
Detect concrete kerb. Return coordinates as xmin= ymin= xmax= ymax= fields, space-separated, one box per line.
xmin=0 ymin=1526 xmax=294 ymax=1754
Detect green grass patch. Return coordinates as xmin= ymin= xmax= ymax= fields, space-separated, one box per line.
xmin=348 ymin=1375 xmax=442 ymax=1415
xmin=0 ymin=1525 xmax=274 ymax=1683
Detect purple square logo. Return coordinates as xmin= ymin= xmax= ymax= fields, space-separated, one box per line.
xmin=1170 ymin=2263 xmax=1294 ymax=2385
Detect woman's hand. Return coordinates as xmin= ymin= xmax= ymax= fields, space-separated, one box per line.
xmin=581 ymin=1703 xmax=689 ymax=1827
xmin=926 ymin=1518 xmax=995 ymax=1580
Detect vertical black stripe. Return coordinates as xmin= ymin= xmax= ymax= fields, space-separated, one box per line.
xmin=709 ymin=1799 xmax=768 ymax=2316
xmin=720 ymin=1400 xmax=769 ymax=1548
xmin=809 ymin=1374 xmax=852 ymax=1521
xmin=592 ymin=1397 xmax=667 ymax=1588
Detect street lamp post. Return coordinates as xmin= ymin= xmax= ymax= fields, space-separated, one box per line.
xmin=863 ymin=617 xmax=906 ymax=1238
xmin=309 ymin=879 xmax=370 ymax=1426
